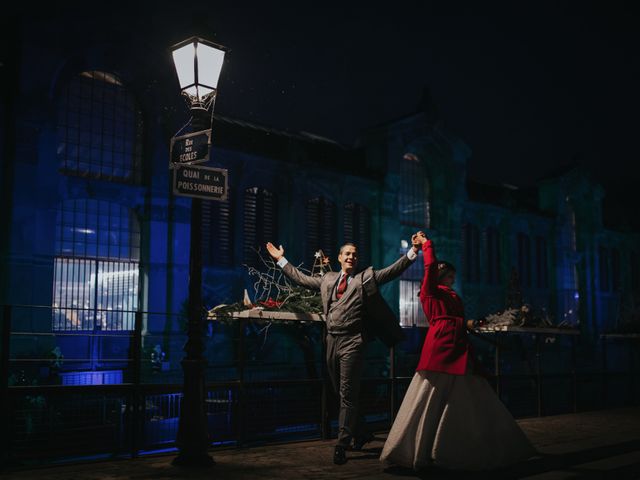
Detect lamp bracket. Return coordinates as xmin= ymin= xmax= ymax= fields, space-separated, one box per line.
xmin=182 ymin=90 xmax=217 ymax=112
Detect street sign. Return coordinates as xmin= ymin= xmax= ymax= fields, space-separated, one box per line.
xmin=170 ymin=129 xmax=211 ymax=166
xmin=173 ymin=164 xmax=228 ymax=201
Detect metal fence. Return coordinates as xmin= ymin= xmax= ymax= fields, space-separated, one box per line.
xmin=1 ymin=304 xmax=639 ymax=468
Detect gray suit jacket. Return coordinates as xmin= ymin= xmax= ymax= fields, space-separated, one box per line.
xmin=281 ymin=254 xmax=414 ymax=339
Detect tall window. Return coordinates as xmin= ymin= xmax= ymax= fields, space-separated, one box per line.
xmin=535 ymin=236 xmax=549 ymax=289
xmin=463 ymin=223 xmax=480 ymax=283
xmin=486 ymin=227 xmax=501 ymax=284
xmin=57 ymin=71 xmax=143 ymax=182
xmin=400 ymin=251 xmax=425 ymax=327
xmin=611 ymin=248 xmax=621 ymax=292
xmin=306 ymin=197 xmax=336 ymax=266
xmin=243 ymin=188 xmax=277 ymax=268
xmin=399 ymin=153 xmax=430 ymax=229
xmin=517 ymin=233 xmax=532 ymax=288
xmin=202 ymin=195 xmax=233 ymax=267
xmin=52 ymin=199 xmax=140 ymax=331
xmin=599 ymin=246 xmax=610 ymax=292
xmin=343 ymin=203 xmax=370 ymax=267
xmin=632 ymin=251 xmax=639 ymax=293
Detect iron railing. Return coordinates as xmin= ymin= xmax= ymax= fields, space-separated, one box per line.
xmin=1 ymin=304 xmax=639 ymax=468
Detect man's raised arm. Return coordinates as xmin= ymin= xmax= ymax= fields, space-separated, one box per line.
xmin=372 ymin=232 xmax=422 ymax=285
xmin=266 ymin=242 xmax=323 ymax=291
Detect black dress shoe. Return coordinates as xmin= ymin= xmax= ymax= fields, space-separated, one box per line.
xmin=352 ymin=433 xmax=375 ymax=451
xmin=333 ymin=445 xmax=347 ymax=465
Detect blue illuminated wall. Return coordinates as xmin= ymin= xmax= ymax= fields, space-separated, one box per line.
xmin=1 ymin=12 xmax=639 ymax=391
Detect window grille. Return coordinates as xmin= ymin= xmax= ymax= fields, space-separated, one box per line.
xmin=400 ymin=247 xmax=425 ymax=327
xmin=55 ymin=199 xmax=140 ymax=260
xmin=57 ymin=70 xmax=143 ymax=182
xmin=52 ymin=199 xmax=140 ymax=331
xmin=52 ymin=258 xmax=139 ymax=331
xmin=399 ymin=153 xmax=430 ymax=229
xmin=399 ymin=280 xmax=425 ymax=327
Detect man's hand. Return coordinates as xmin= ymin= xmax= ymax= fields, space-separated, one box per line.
xmin=411 ymin=234 xmax=420 ymax=252
xmin=411 ymin=231 xmax=428 ymax=250
xmin=266 ymin=242 xmax=284 ymax=261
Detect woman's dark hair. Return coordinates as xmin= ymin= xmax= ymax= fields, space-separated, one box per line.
xmin=417 ymin=260 xmax=457 ymax=296
xmin=437 ymin=261 xmax=456 ymax=281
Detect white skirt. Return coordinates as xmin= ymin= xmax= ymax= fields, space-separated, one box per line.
xmin=380 ymin=370 xmax=536 ymax=471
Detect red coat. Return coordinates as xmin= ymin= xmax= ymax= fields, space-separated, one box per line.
xmin=415 ymin=240 xmax=471 ymax=375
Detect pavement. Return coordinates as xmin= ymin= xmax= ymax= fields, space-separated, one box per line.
xmin=2 ymin=406 xmax=640 ymax=479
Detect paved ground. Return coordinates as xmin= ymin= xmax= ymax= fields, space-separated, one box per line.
xmin=2 ymin=407 xmax=640 ymax=479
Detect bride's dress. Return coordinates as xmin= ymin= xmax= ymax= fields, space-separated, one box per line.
xmin=380 ymin=369 xmax=536 ymax=471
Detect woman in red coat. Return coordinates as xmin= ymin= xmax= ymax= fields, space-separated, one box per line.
xmin=381 ymin=232 xmax=535 ymax=471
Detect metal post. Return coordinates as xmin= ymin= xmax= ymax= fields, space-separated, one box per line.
xmin=602 ymin=335 xmax=608 ymax=408
xmin=389 ymin=344 xmax=396 ymax=423
xmin=1 ymin=305 xmax=11 ymax=466
xmin=536 ymin=334 xmax=542 ymax=417
xmin=1 ymin=305 xmax=10 ymax=390
xmin=628 ymin=338 xmax=634 ymax=405
xmin=320 ymin=323 xmax=329 ymax=440
xmin=130 ymin=310 xmax=143 ymax=457
xmin=494 ymin=332 xmax=501 ymax=400
xmin=237 ymin=318 xmax=246 ymax=446
xmin=571 ymin=335 xmax=577 ymax=413
xmin=173 ymin=109 xmax=213 ymax=467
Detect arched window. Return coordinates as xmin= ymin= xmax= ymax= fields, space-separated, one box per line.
xmin=343 ymin=203 xmax=370 ymax=267
xmin=399 ymin=153 xmax=430 ymax=229
xmin=400 ymin=246 xmax=426 ymax=327
xmin=52 ymin=199 xmax=140 ymax=331
xmin=243 ymin=187 xmax=277 ymax=267
xmin=306 ymin=197 xmax=336 ymax=266
xmin=56 ymin=71 xmax=143 ymax=182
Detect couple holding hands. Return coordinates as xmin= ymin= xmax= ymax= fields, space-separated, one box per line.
xmin=266 ymin=231 xmax=534 ymax=470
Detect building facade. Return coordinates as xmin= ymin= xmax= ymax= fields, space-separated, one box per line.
xmin=1 ymin=10 xmax=639 ymax=385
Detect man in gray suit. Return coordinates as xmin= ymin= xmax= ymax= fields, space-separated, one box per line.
xmin=266 ymin=237 xmax=420 ymax=464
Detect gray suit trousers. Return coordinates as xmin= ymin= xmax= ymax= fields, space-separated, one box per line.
xmin=326 ymin=332 xmax=369 ymax=447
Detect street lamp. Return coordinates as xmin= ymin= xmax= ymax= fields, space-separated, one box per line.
xmin=172 ymin=36 xmax=226 ymax=111
xmin=170 ymin=36 xmax=226 ymax=467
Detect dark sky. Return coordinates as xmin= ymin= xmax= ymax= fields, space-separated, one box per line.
xmin=13 ymin=2 xmax=640 ymax=194
xmin=164 ymin=3 xmax=639 ymax=193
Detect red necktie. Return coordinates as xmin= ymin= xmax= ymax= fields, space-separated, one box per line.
xmin=337 ymin=274 xmax=348 ymax=299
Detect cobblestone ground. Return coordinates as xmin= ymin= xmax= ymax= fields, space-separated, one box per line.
xmin=2 ymin=406 xmax=640 ymax=479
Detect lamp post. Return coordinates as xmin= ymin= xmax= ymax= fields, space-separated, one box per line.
xmin=170 ymin=36 xmax=226 ymax=467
